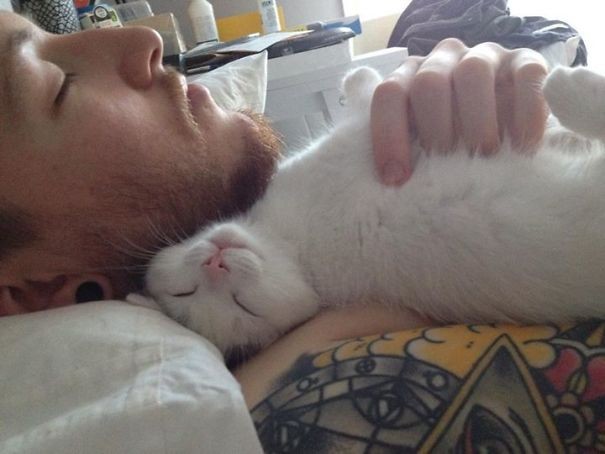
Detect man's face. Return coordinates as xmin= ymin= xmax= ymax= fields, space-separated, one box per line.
xmin=0 ymin=12 xmax=279 ymax=313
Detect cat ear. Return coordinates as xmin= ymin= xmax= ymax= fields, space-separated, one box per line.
xmin=0 ymin=274 xmax=114 ymax=316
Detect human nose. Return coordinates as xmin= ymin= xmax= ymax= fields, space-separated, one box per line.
xmin=51 ymin=25 xmax=165 ymax=89
xmin=116 ymin=26 xmax=164 ymax=89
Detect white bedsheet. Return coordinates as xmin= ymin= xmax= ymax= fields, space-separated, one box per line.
xmin=0 ymin=301 xmax=262 ymax=454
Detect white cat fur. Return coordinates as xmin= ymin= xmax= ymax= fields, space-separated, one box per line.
xmin=142 ymin=66 xmax=605 ymax=355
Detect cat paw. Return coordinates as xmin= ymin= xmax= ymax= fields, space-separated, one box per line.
xmin=126 ymin=293 xmax=162 ymax=311
xmin=544 ymin=66 xmax=605 ymax=140
xmin=205 ymin=223 xmax=252 ymax=251
xmin=341 ymin=67 xmax=383 ymax=109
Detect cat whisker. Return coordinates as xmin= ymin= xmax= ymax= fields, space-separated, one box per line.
xmin=167 ymin=220 xmax=188 ymax=245
xmin=144 ymin=215 xmax=178 ymax=249
xmin=78 ymin=263 xmax=151 ymax=274
xmin=96 ymin=231 xmax=159 ymax=262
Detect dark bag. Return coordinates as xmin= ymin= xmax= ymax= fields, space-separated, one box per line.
xmin=388 ymin=0 xmax=587 ymax=66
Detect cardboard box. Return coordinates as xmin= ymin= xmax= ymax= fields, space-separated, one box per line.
xmin=216 ymin=7 xmax=286 ymax=42
xmin=128 ymin=13 xmax=186 ymax=57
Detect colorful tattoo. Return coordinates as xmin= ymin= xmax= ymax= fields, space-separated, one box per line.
xmin=251 ymin=321 xmax=605 ymax=453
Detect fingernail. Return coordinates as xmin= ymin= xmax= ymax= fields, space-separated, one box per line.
xmin=382 ymin=162 xmax=409 ymax=186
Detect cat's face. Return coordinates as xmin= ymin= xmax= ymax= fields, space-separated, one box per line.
xmin=146 ymin=222 xmax=320 ymax=355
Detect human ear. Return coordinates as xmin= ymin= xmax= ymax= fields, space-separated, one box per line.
xmin=0 ymin=274 xmax=114 ymax=316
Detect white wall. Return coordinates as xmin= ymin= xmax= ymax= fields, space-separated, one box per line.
xmin=508 ymin=0 xmax=605 ymax=72
xmin=350 ymin=13 xmax=399 ymax=55
xmin=341 ymin=0 xmax=406 ymax=54
xmin=0 ymin=0 xmax=12 ymax=11
xmin=343 ymin=0 xmax=407 ymax=21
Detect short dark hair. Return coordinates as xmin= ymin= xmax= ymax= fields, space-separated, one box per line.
xmin=0 ymin=204 xmax=37 ymax=260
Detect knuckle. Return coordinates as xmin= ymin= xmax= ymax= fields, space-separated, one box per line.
xmin=517 ymin=60 xmax=548 ymax=81
xmin=411 ymin=69 xmax=449 ymax=95
xmin=511 ymin=48 xmax=548 ymax=71
xmin=476 ymin=41 xmax=505 ymax=54
xmin=406 ymin=55 xmax=424 ymax=65
xmin=392 ymin=56 xmax=422 ymax=75
xmin=511 ymin=47 xmax=541 ymax=59
xmin=510 ymin=48 xmax=526 ymax=59
xmin=453 ymin=55 xmax=495 ymax=83
xmin=435 ymin=37 xmax=467 ymax=52
xmin=374 ymin=78 xmax=409 ymax=101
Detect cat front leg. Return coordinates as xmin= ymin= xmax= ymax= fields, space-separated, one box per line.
xmin=341 ymin=67 xmax=383 ymax=112
xmin=126 ymin=293 xmax=163 ymax=311
xmin=543 ymin=66 xmax=605 ymax=140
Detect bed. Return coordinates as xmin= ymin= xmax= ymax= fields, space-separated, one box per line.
xmin=1 ymin=40 xmax=601 ymax=453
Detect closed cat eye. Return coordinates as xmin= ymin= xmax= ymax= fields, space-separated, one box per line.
xmin=232 ymin=293 xmax=259 ymax=317
xmin=172 ymin=287 xmax=197 ymax=298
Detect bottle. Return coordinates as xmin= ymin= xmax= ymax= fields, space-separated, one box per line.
xmin=256 ymin=0 xmax=281 ymax=34
xmin=188 ymin=0 xmax=219 ymax=45
xmin=21 ymin=0 xmax=81 ymax=33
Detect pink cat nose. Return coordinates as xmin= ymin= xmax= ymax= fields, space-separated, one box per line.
xmin=203 ymin=250 xmax=229 ymax=282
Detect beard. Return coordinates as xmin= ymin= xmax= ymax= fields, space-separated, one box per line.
xmin=120 ymin=111 xmax=280 ymax=295
xmin=58 ymin=105 xmax=282 ymax=297
xmin=223 ymin=110 xmax=282 ymax=217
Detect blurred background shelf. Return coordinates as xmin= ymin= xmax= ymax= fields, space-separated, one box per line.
xmin=266 ymin=47 xmax=408 ymax=154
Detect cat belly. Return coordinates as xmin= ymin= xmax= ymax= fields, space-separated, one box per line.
xmin=296 ymin=139 xmax=605 ymax=324
xmin=261 ymin=64 xmax=605 ymax=324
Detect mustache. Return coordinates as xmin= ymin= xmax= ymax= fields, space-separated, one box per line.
xmin=160 ymin=67 xmax=202 ymax=138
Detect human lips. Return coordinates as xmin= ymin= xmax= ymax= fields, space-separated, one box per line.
xmin=162 ymin=70 xmax=199 ymax=130
xmin=186 ymin=82 xmax=214 ymax=113
xmin=165 ymin=70 xmax=216 ymax=133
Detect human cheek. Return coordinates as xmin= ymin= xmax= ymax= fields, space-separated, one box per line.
xmin=64 ymin=92 xmax=172 ymax=157
xmin=52 ymin=116 xmax=148 ymax=191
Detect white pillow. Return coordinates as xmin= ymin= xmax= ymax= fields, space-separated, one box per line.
xmin=0 ymin=302 xmax=262 ymax=454
xmin=187 ymin=52 xmax=268 ymax=114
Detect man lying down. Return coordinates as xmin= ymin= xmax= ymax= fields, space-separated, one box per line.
xmin=1 ymin=10 xmax=601 ymax=452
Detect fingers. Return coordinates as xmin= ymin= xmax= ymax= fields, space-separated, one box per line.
xmin=508 ymin=50 xmax=549 ymax=149
xmin=410 ymin=39 xmax=465 ymax=151
xmin=371 ymin=57 xmax=421 ymax=185
xmin=413 ymin=42 xmax=548 ymax=154
xmin=370 ymin=39 xmax=549 ymax=187
xmin=453 ymin=43 xmax=503 ymax=154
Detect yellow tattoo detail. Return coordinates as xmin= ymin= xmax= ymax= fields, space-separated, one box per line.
xmin=313 ymin=324 xmax=560 ymax=378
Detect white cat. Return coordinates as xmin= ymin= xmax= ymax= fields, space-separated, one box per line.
xmin=136 ymin=66 xmax=605 ymax=356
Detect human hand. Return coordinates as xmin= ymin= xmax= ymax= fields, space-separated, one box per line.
xmin=371 ymin=38 xmax=549 ymax=186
